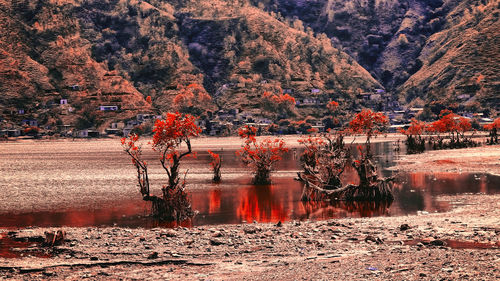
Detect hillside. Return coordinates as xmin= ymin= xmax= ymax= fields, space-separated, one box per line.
xmin=399 ymin=0 xmax=500 ymax=116
xmin=0 ymin=0 xmax=380 ymax=131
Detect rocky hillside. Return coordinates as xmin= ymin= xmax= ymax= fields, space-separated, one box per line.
xmin=251 ymin=0 xmax=499 ymax=115
xmin=0 ymin=0 xmax=379 ymax=130
xmin=1 ymin=0 xmax=498 ymax=130
xmin=0 ymin=0 xmax=152 ymax=129
xmin=399 ymin=0 xmax=500 ymax=116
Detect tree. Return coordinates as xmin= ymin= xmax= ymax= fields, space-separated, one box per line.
xmin=121 ymin=112 xmax=201 ymax=221
xmin=484 ymin=118 xmax=500 ymax=144
xmin=348 ymin=109 xmax=388 ymax=156
xmin=428 ymin=110 xmax=475 ymax=149
xmin=297 ymin=132 xmax=351 ymax=201
xmin=400 ymin=118 xmax=426 ymax=154
xmin=173 ymin=84 xmax=212 ymax=116
xmin=297 ymin=110 xmax=394 ymax=202
xmin=262 ymin=91 xmax=296 ymax=118
xmin=207 ymin=150 xmax=222 ymax=182
xmin=236 ymin=125 xmax=288 ymax=185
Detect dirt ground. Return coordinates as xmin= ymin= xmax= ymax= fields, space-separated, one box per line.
xmin=1 ymin=143 xmax=499 ymax=280
xmin=395 ymin=145 xmax=500 ymax=176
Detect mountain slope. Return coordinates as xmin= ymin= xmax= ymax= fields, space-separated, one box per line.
xmin=0 ymin=0 xmax=381 ymax=130
xmin=399 ymin=0 xmax=500 ymax=115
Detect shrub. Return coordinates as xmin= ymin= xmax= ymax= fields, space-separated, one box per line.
xmin=236 ymin=125 xmax=288 ymax=185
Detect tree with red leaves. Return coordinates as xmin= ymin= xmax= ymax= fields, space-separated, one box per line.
xmin=348 ymin=109 xmax=388 ymax=156
xmin=428 ymin=110 xmax=475 ymax=149
xmin=400 ymin=118 xmax=426 ymax=154
xmin=262 ymin=91 xmax=296 ymax=118
xmin=173 ymin=83 xmax=212 ymax=115
xmin=122 ymin=112 xmax=200 ymax=221
xmin=484 ymin=118 xmax=500 ymax=144
xmin=327 ymin=100 xmax=339 ymax=111
xmin=207 ymin=150 xmax=222 ymax=182
xmin=236 ymin=125 xmax=288 ymax=184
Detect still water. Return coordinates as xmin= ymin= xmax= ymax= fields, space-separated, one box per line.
xmin=0 ymin=139 xmax=498 ymax=228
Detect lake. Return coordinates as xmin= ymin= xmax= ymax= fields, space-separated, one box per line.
xmin=0 ymin=139 xmax=499 ymax=228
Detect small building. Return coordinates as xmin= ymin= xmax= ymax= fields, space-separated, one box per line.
xmin=136 ymin=113 xmax=154 ymax=122
xmin=110 ymin=122 xmax=125 ymax=129
xmin=283 ymin=89 xmax=293 ymax=94
xmin=17 ymin=109 xmax=25 ymax=115
xmin=457 ymin=94 xmax=471 ymax=101
xmin=7 ymin=129 xmax=21 ymax=137
xmin=311 ymin=89 xmax=321 ymax=94
xmin=76 ymin=129 xmax=99 ymax=138
xmin=21 ymin=119 xmax=38 ymax=127
xmin=60 ymin=99 xmax=68 ymax=105
xmin=99 ymin=105 xmax=119 ymax=111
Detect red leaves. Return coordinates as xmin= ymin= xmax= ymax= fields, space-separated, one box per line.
xmin=264 ymin=91 xmax=296 ymax=106
xmin=237 ymin=126 xmax=288 ymax=180
xmin=173 ymin=83 xmax=211 ymax=111
xmin=327 ymin=100 xmax=339 ymax=111
xmin=429 ymin=110 xmax=471 ymax=134
xmin=349 ymin=109 xmax=388 ymax=137
xmin=146 ymin=96 xmax=152 ymax=104
xmin=207 ymin=150 xmax=221 ymax=169
xmin=401 ymin=119 xmax=426 ymax=136
xmin=152 ymin=112 xmax=200 ymax=151
xmin=238 ymin=125 xmax=257 ymax=143
xmin=484 ymin=118 xmax=500 ymax=130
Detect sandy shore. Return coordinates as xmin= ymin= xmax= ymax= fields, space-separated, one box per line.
xmin=394 ymin=145 xmax=500 ymax=176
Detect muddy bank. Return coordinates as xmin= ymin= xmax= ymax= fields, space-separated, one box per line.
xmin=1 ymin=193 xmax=499 ymax=280
xmin=394 ymin=145 xmax=500 ymax=176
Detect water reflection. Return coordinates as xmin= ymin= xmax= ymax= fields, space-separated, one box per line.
xmin=0 ymin=140 xmax=499 ymax=228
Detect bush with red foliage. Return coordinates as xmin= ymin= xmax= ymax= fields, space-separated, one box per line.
xmin=484 ymin=118 xmax=500 ymax=144
xmin=327 ymin=100 xmax=339 ymax=111
xmin=427 ymin=110 xmax=476 ymax=149
xmin=207 ymin=150 xmax=222 ymax=182
xmin=349 ymin=109 xmax=388 ymax=156
xmin=400 ymin=119 xmax=426 ymax=154
xmin=23 ymin=126 xmax=40 ymax=137
xmin=121 ymin=112 xmax=200 ymax=221
xmin=236 ymin=125 xmax=288 ymax=185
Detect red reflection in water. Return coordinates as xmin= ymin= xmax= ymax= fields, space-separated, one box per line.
xmin=298 ymin=200 xmax=391 ymax=220
xmin=0 ymin=233 xmax=51 ymax=258
xmin=236 ymin=185 xmax=288 ymax=223
xmin=0 ymin=172 xmax=498 ymax=228
xmin=209 ymin=189 xmax=221 ymax=214
xmin=0 ymin=201 xmax=148 ymax=228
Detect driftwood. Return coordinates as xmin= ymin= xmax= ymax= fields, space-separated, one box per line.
xmin=297 ymin=136 xmax=394 ymax=202
xmin=43 ymin=230 xmax=66 ymax=247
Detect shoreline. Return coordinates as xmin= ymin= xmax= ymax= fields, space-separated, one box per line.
xmin=1 ymin=193 xmax=499 ymax=280
xmin=394 ymin=145 xmax=500 ymax=176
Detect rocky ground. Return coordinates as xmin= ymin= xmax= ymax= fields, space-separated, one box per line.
xmin=1 ymin=192 xmax=499 ymax=280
